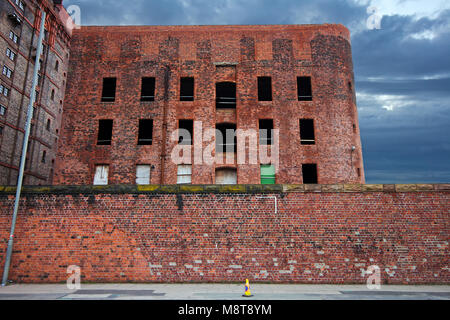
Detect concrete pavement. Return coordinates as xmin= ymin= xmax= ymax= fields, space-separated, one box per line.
xmin=0 ymin=284 xmax=449 ymax=300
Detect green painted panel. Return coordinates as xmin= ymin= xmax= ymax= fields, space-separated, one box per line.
xmin=261 ymin=165 xmax=275 ymax=184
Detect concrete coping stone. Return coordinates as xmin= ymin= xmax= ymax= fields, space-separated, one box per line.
xmin=0 ymin=184 xmax=448 ymax=195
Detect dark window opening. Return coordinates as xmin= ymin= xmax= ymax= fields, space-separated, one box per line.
xmin=101 ymin=78 xmax=116 ymax=102
xmin=0 ymin=126 xmax=3 ymax=135
xmin=258 ymin=77 xmax=272 ymax=101
xmin=8 ymin=13 xmax=22 ymax=26
xmin=141 ymin=77 xmax=155 ymax=101
xmin=55 ymin=60 xmax=59 ymax=71
xmin=297 ymin=76 xmax=312 ymax=101
xmin=138 ymin=119 xmax=153 ymax=145
xmin=178 ymin=119 xmax=193 ymax=145
xmin=259 ymin=119 xmax=273 ymax=145
xmin=51 ymin=89 xmax=55 ymax=100
xmin=46 ymin=119 xmax=51 ymax=131
xmin=353 ymin=124 xmax=357 ymax=134
xmin=348 ymin=81 xmax=353 ymax=91
xmin=357 ymin=168 xmax=361 ymax=178
xmin=216 ymin=82 xmax=236 ymax=109
xmin=180 ymin=77 xmax=194 ymax=101
xmin=41 ymin=150 xmax=46 ymax=163
xmin=302 ymin=164 xmax=318 ymax=184
xmin=300 ymin=119 xmax=315 ymax=145
xmin=216 ymin=123 xmax=237 ymax=153
xmin=97 ymin=119 xmax=113 ymax=145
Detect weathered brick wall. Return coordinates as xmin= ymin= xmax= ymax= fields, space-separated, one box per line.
xmin=0 ymin=0 xmax=71 ymax=185
xmin=55 ymin=24 xmax=364 ymax=185
xmin=0 ymin=184 xmax=448 ymax=284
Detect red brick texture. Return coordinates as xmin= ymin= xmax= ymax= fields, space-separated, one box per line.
xmin=54 ymin=24 xmax=364 ymax=185
xmin=0 ymin=185 xmax=448 ymax=284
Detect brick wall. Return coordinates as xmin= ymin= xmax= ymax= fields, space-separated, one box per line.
xmin=0 ymin=0 xmax=71 ymax=185
xmin=0 ymin=184 xmax=448 ymax=284
xmin=55 ymin=24 xmax=365 ymax=186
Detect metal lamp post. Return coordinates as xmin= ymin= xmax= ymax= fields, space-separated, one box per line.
xmin=1 ymin=11 xmax=47 ymax=287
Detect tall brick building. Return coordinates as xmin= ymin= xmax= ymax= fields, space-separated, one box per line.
xmin=0 ymin=0 xmax=71 ymax=186
xmin=53 ymin=24 xmax=364 ymax=185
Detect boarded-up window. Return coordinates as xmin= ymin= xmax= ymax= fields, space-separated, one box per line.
xmin=136 ymin=165 xmax=151 ymax=185
xmin=261 ymin=165 xmax=275 ymax=184
xmin=93 ymin=165 xmax=109 ymax=185
xmin=177 ymin=165 xmax=192 ymax=184
xmin=215 ymin=168 xmax=237 ymax=185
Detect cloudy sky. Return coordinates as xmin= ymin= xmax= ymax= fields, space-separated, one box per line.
xmin=64 ymin=0 xmax=450 ymax=183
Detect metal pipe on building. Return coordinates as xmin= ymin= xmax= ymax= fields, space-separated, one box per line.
xmin=1 ymin=11 xmax=47 ymax=287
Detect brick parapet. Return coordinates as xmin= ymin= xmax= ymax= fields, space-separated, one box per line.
xmin=0 ymin=184 xmax=448 ymax=195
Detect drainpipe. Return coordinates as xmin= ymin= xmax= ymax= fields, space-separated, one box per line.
xmin=2 ymin=11 xmax=46 ymax=287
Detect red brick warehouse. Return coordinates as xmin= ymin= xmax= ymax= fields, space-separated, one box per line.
xmin=54 ymin=24 xmax=364 ymax=185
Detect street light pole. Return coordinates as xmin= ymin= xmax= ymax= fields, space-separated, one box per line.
xmin=1 ymin=10 xmax=47 ymax=287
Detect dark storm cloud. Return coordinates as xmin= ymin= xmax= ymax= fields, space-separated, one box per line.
xmin=357 ymin=78 xmax=450 ymax=97
xmin=352 ymin=10 xmax=450 ymax=78
xmin=65 ymin=0 xmax=368 ymax=26
xmin=353 ymin=10 xmax=450 ymax=183
xmin=63 ymin=0 xmax=450 ymax=183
